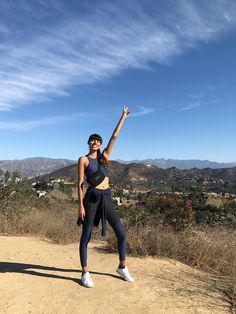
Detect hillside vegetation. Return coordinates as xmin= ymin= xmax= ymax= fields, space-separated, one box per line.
xmin=43 ymin=160 xmax=236 ymax=194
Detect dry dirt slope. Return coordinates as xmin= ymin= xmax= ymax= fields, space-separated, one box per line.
xmin=0 ymin=236 xmax=230 ymax=314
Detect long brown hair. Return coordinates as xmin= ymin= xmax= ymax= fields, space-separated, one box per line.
xmin=97 ymin=149 xmax=108 ymax=167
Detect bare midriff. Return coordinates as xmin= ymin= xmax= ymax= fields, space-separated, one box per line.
xmin=93 ymin=176 xmax=110 ymax=190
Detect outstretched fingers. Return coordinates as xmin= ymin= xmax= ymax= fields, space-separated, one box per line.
xmin=123 ymin=106 xmax=130 ymax=116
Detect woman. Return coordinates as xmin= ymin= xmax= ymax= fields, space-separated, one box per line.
xmin=77 ymin=106 xmax=134 ymax=288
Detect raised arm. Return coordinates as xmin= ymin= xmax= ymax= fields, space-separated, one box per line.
xmin=103 ymin=106 xmax=129 ymax=159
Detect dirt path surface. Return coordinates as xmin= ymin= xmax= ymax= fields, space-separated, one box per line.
xmin=0 ymin=236 xmax=230 ymax=314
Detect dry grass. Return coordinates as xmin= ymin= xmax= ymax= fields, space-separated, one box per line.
xmin=0 ymin=196 xmax=79 ymax=244
xmin=107 ymin=225 xmax=236 ymax=312
xmin=107 ymin=225 xmax=235 ymax=273
xmin=0 ymin=196 xmax=104 ymax=244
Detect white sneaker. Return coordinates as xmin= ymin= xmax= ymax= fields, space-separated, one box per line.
xmin=116 ymin=266 xmax=134 ymax=282
xmin=81 ymin=272 xmax=94 ymax=288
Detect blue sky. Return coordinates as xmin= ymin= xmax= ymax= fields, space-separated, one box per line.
xmin=0 ymin=0 xmax=236 ymax=162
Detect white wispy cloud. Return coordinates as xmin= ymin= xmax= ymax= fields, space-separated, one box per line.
xmin=188 ymin=84 xmax=216 ymax=100
xmin=181 ymin=102 xmax=201 ymax=111
xmin=184 ymin=85 xmax=217 ymax=110
xmin=0 ymin=113 xmax=93 ymax=131
xmin=129 ymin=106 xmax=154 ymax=117
xmin=188 ymin=93 xmax=205 ymax=100
xmin=0 ymin=0 xmax=236 ymax=111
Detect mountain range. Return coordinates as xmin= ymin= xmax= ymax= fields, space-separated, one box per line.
xmin=2 ymin=157 xmax=235 ymax=193
xmin=42 ymin=161 xmax=236 ymax=194
xmin=1 ymin=157 xmax=236 ymax=178
xmin=0 ymin=157 xmax=75 ymax=177
xmin=118 ymin=158 xmax=236 ymax=169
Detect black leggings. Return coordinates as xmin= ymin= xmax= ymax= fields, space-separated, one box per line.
xmin=79 ymin=188 xmax=126 ymax=267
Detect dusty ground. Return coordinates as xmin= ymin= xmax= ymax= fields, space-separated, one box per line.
xmin=0 ymin=236 xmax=230 ymax=314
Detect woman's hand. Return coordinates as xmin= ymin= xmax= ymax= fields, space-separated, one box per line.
xmin=122 ymin=106 xmax=130 ymax=118
xmin=79 ymin=205 xmax=86 ymax=221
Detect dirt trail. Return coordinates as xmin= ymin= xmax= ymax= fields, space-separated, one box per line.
xmin=0 ymin=236 xmax=230 ymax=314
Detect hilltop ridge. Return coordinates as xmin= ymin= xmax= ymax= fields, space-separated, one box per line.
xmin=40 ymin=160 xmax=236 ymax=194
xmin=1 ymin=157 xmax=236 ymax=178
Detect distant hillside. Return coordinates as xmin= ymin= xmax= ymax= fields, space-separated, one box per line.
xmin=1 ymin=157 xmax=236 ymax=178
xmin=117 ymin=158 xmax=236 ymax=169
xmin=0 ymin=157 xmax=76 ymax=177
xmin=41 ymin=161 xmax=236 ymax=194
